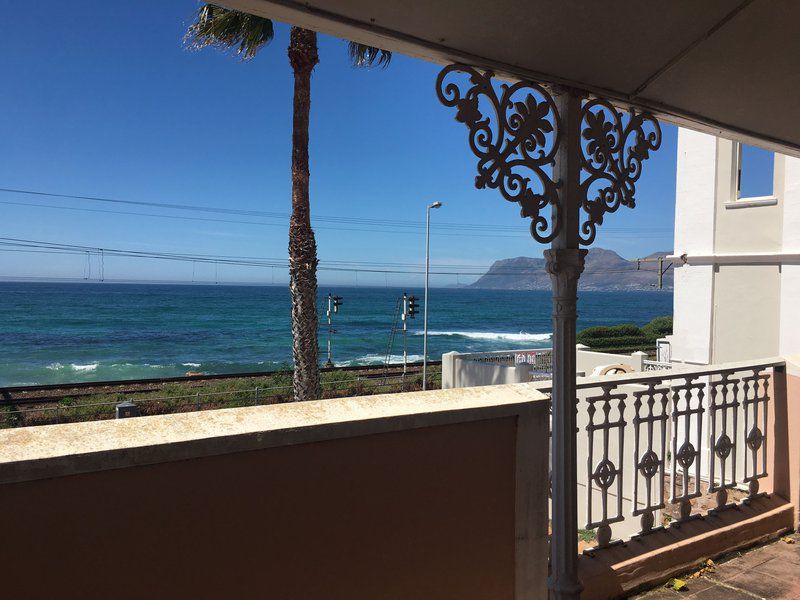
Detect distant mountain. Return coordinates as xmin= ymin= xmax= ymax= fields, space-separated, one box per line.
xmin=470 ymin=248 xmax=673 ymax=291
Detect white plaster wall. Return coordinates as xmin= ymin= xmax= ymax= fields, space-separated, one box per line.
xmin=451 ymin=360 xmax=530 ymax=388
xmin=671 ymin=265 xmax=714 ymax=364
xmin=575 ymin=348 xmax=644 ymax=375
xmin=671 ymin=130 xmax=716 ymax=365
xmin=779 ymin=266 xmax=800 ymax=356
xmin=712 ymin=265 xmax=781 ymax=362
xmin=783 ymin=157 xmax=800 ymax=252
xmin=672 ymin=130 xmax=791 ymax=365
xmin=674 ymin=130 xmax=717 ymax=255
xmin=779 ymin=157 xmax=800 ymax=355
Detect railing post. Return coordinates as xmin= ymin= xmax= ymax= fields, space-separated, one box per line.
xmin=547 ymin=88 xmax=586 ymax=600
xmin=766 ymin=363 xmax=798 ymax=526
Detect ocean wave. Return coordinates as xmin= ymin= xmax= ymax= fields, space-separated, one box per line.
xmin=46 ymin=362 xmax=99 ymax=372
xmin=416 ymin=331 xmax=552 ymax=342
xmin=336 ymin=353 xmax=425 ymax=367
xmin=181 ymin=362 xmax=201 ymax=368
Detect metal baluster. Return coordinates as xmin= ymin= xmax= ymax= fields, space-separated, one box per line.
xmin=632 ymin=383 xmax=669 ymax=534
xmin=670 ymin=377 xmax=705 ymax=521
xmin=743 ymin=368 xmax=770 ymax=497
xmin=708 ymin=371 xmax=740 ymax=509
xmin=585 ymin=384 xmax=626 ymax=547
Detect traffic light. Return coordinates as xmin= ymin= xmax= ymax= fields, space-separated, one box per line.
xmin=407 ymin=295 xmax=419 ymax=318
xmin=333 ymin=295 xmax=343 ymax=313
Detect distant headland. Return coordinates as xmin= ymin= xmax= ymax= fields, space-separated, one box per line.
xmin=470 ymin=248 xmax=674 ymax=291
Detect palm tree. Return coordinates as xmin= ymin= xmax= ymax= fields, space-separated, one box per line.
xmin=185 ymin=5 xmax=390 ymax=402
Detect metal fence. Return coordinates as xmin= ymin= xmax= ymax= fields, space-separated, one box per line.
xmin=458 ymin=348 xmax=553 ymax=370
xmin=643 ymin=359 xmax=673 ymax=371
xmin=537 ymin=358 xmax=781 ymax=548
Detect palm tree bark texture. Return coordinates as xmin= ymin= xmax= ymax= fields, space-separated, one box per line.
xmin=287 ymin=27 xmax=321 ymax=401
xmin=185 ymin=5 xmax=390 ymax=403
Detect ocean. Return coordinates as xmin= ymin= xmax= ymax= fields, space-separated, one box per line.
xmin=0 ymin=282 xmax=673 ymax=386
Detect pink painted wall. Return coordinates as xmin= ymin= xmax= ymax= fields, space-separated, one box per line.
xmin=0 ymin=418 xmax=518 ymax=600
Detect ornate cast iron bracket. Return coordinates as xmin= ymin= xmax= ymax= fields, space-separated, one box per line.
xmin=436 ymin=64 xmax=562 ymax=243
xmin=436 ymin=65 xmax=662 ymax=246
xmin=579 ymin=99 xmax=662 ymax=245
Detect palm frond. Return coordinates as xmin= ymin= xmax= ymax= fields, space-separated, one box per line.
xmin=184 ymin=4 xmax=274 ymax=60
xmin=348 ymin=42 xmax=392 ymax=69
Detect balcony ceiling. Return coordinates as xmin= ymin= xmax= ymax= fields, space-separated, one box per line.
xmin=224 ymin=0 xmax=800 ymax=156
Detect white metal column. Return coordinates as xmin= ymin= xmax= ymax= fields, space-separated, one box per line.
xmin=546 ymin=89 xmax=586 ymax=600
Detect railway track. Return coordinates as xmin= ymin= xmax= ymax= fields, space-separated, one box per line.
xmin=0 ymin=361 xmax=442 ymax=406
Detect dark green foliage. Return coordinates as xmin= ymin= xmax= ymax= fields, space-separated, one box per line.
xmin=642 ymin=316 xmax=673 ymax=340
xmin=185 ymin=4 xmax=391 ymax=69
xmin=184 ymin=4 xmax=275 ymax=60
xmin=347 ymin=42 xmax=392 ymax=68
xmin=576 ymin=324 xmax=642 ymax=340
xmin=577 ymin=529 xmax=596 ymax=543
xmin=576 ymin=316 xmax=672 ymax=353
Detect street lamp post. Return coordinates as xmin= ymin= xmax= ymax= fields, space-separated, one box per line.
xmin=423 ymin=201 xmax=442 ymax=390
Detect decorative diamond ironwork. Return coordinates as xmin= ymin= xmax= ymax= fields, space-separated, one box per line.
xmin=638 ymin=450 xmax=660 ymax=479
xmin=436 ymin=65 xmax=562 ymax=243
xmin=746 ymin=427 xmax=763 ymax=451
xmin=742 ymin=369 xmax=770 ymax=497
xmin=631 ymin=384 xmax=669 ymax=537
xmin=676 ymin=441 xmax=696 ymax=469
xmin=593 ymin=458 xmax=617 ymax=489
xmin=714 ymin=433 xmax=733 ymax=460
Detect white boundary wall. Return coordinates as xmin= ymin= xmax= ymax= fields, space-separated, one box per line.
xmin=442 ymin=347 xmax=647 ymax=389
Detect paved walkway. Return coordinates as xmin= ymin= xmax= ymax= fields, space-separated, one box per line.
xmin=634 ymin=532 xmax=800 ymax=599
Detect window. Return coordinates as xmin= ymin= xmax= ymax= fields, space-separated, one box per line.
xmin=736 ymin=143 xmax=774 ymax=199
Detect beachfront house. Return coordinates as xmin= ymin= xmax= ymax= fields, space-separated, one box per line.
xmin=2 ymin=3 xmax=800 ymax=599
xmin=670 ymin=129 xmax=800 ymax=365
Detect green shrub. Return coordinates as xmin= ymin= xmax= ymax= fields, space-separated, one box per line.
xmin=642 ymin=316 xmax=673 ymax=341
xmin=577 ymin=324 xmax=641 ymax=340
xmin=576 ymin=317 xmax=672 ymax=352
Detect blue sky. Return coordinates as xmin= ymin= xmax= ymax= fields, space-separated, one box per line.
xmin=1 ymin=1 xmax=686 ymax=286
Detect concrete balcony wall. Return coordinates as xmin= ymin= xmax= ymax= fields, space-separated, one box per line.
xmin=0 ymin=386 xmax=550 ymax=600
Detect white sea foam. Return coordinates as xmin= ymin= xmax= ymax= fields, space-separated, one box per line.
xmin=336 ymin=354 xmax=424 ymax=367
xmin=71 ymin=363 xmax=98 ymax=372
xmin=181 ymin=362 xmax=201 ymax=368
xmin=46 ymin=362 xmax=64 ymax=371
xmin=416 ymin=331 xmax=552 ymax=342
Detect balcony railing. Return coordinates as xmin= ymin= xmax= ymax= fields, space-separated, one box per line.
xmin=455 ymin=348 xmax=553 ymax=371
xmin=536 ymin=357 xmax=783 ymax=549
xmin=642 ymin=359 xmax=672 ymax=371
xmin=441 ymin=348 xmax=554 ymax=389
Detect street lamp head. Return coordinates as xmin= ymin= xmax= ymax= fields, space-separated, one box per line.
xmin=428 ymin=201 xmax=443 ymax=209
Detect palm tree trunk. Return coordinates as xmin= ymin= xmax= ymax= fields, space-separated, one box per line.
xmin=287 ymin=27 xmax=320 ymax=402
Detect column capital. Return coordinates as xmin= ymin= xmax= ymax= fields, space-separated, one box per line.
xmin=544 ymin=248 xmax=587 ymax=280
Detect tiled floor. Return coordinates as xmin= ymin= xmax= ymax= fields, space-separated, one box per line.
xmin=634 ymin=532 xmax=800 ymax=599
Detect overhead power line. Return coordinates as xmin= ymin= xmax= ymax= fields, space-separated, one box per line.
xmin=0 ymin=186 xmax=674 ymax=238
xmin=0 ymin=236 xmax=672 ymax=278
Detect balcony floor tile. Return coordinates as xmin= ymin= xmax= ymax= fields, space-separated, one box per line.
xmin=634 ymin=532 xmax=800 ymax=599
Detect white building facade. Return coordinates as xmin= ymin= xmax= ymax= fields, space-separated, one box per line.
xmin=670 ymin=129 xmax=800 ymax=365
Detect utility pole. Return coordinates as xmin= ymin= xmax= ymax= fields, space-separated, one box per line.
xmin=325 ymin=293 xmax=342 ymax=367
xmin=402 ymin=292 xmax=408 ymax=376
xmin=402 ymin=293 xmax=420 ymax=376
xmin=423 ymin=201 xmax=442 ymax=390
xmin=635 ymin=256 xmax=672 ymax=289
